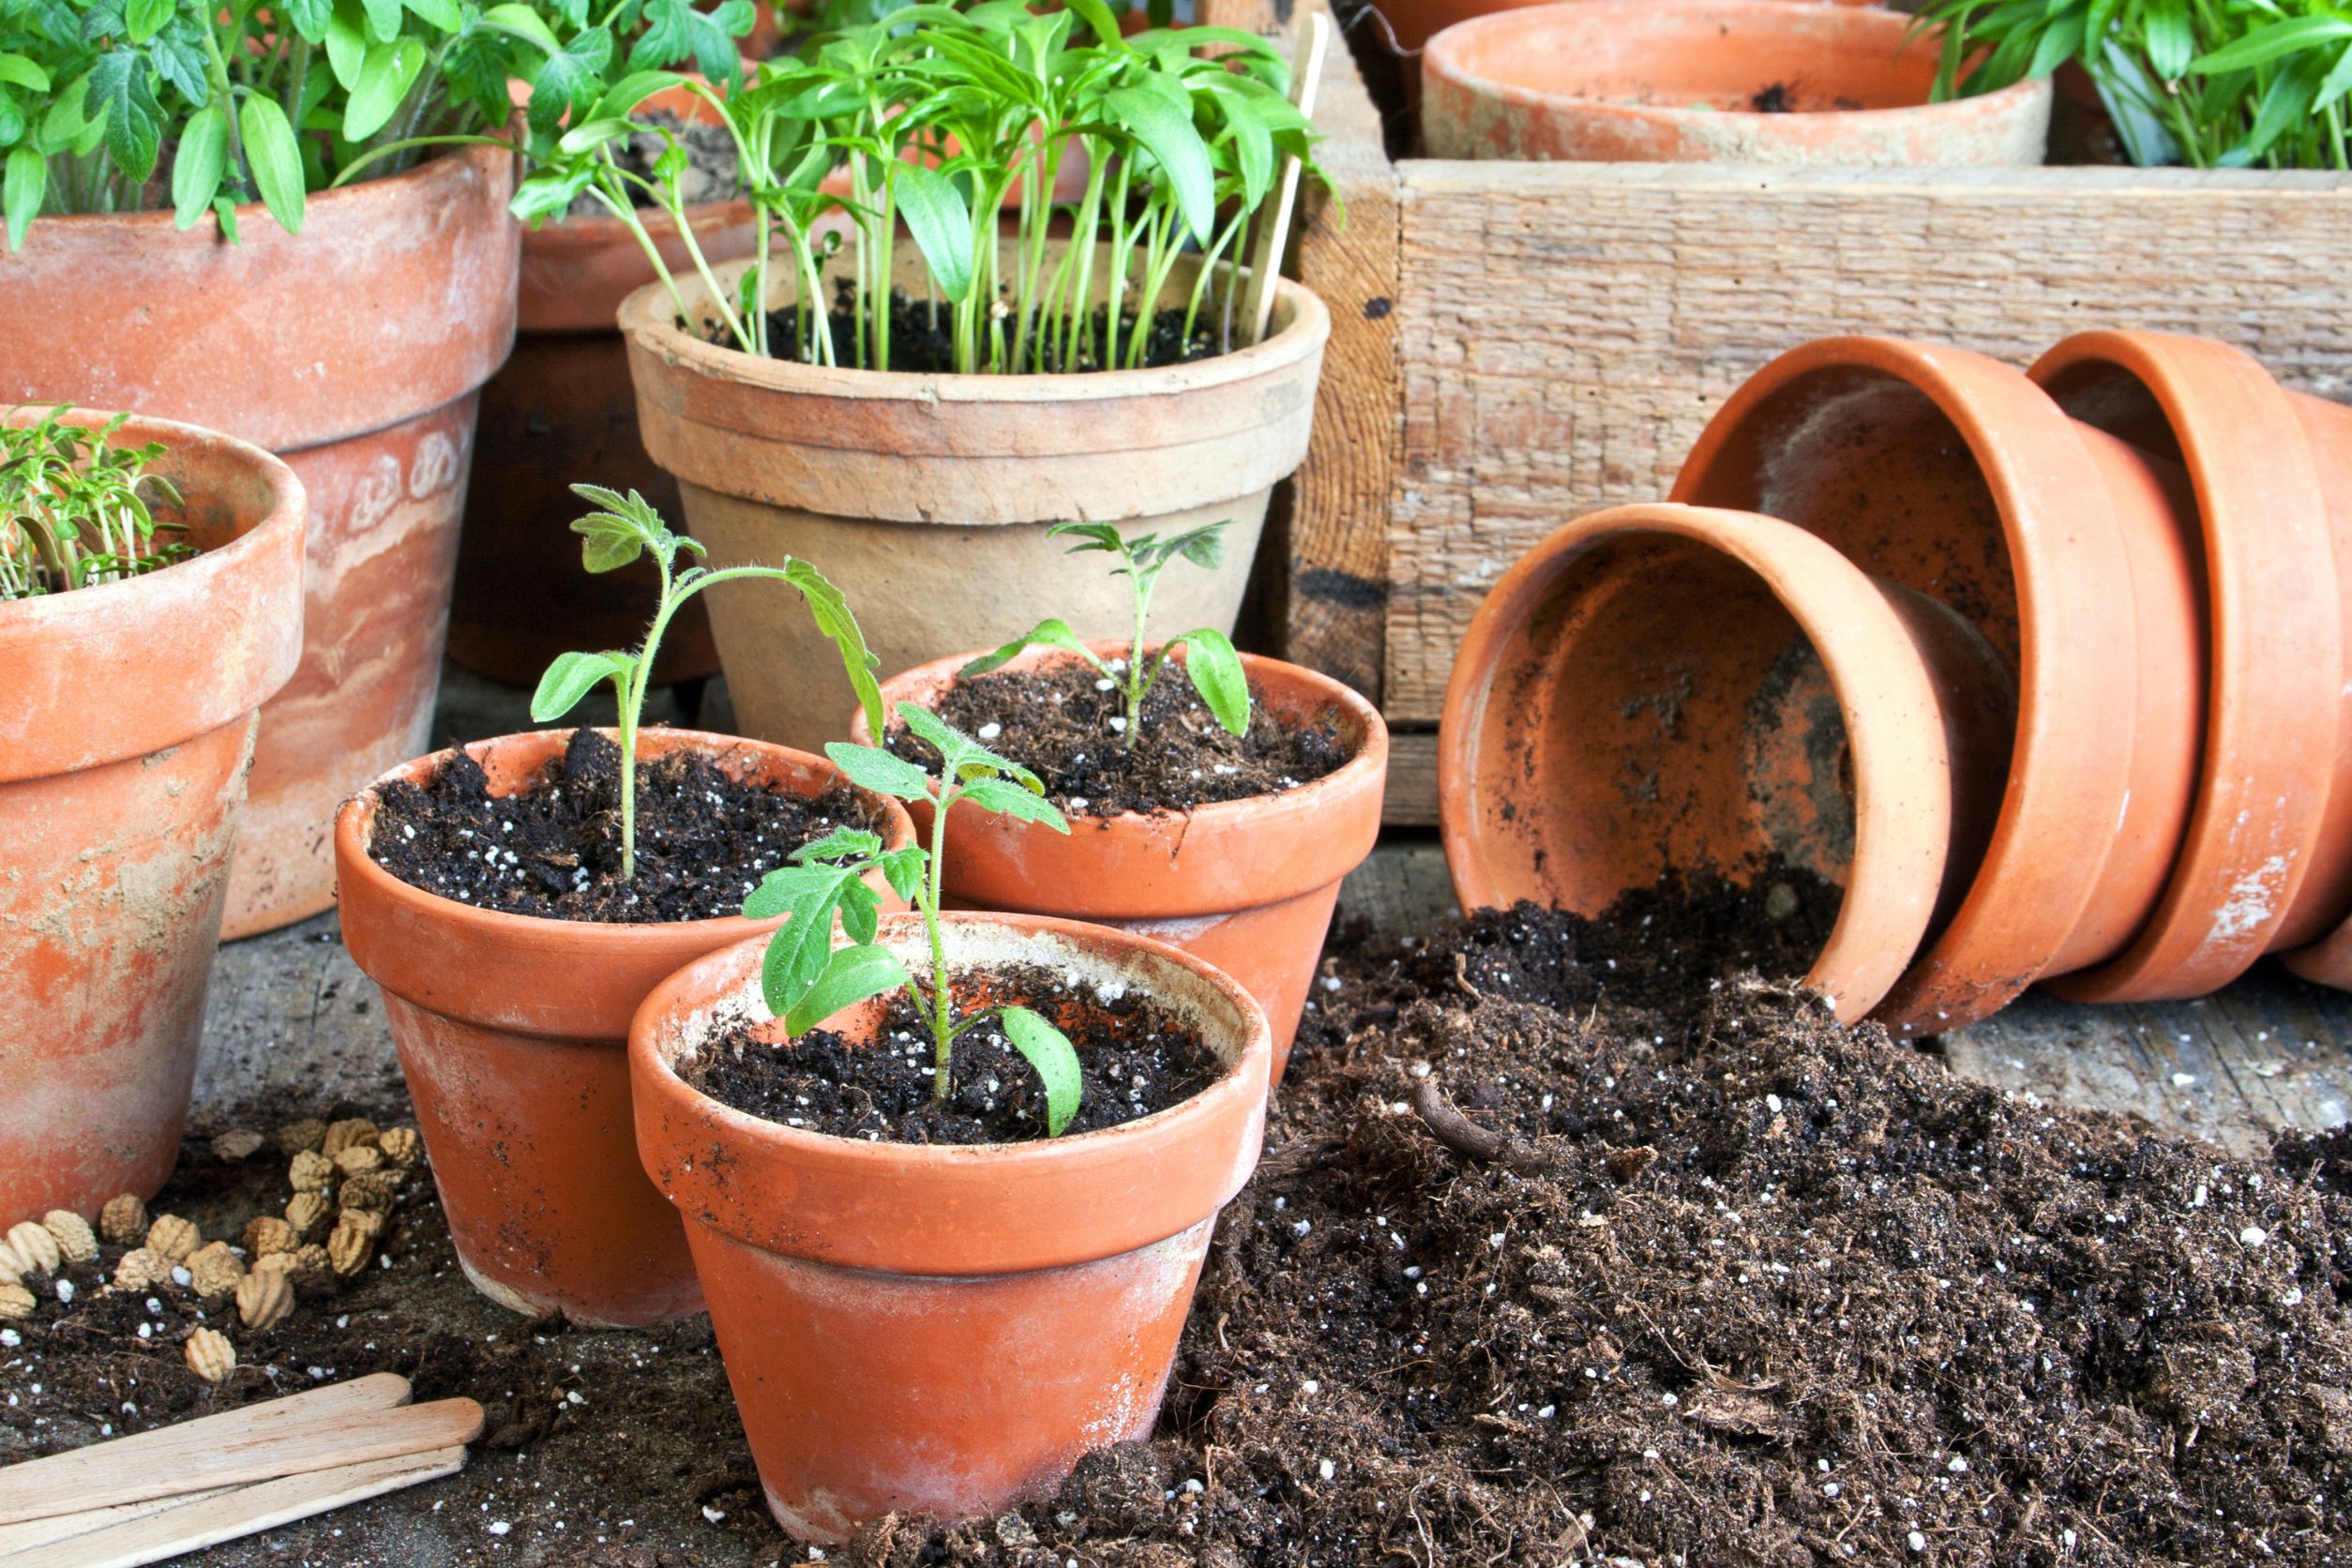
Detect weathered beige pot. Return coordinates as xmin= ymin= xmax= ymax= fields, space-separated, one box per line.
xmin=0 ymin=142 xmax=520 ymax=936
xmin=620 ymin=244 xmax=1330 ymax=751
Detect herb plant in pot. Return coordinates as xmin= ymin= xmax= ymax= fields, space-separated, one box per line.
xmin=334 ymin=486 xmax=913 ymax=1325
xmin=630 ymin=707 xmax=1273 ymax=1540
xmin=1 ymin=407 xmax=305 ymax=1220
xmin=576 ymin=0 xmax=1331 ymax=748
xmin=852 ymin=520 xmax=1388 ymax=1079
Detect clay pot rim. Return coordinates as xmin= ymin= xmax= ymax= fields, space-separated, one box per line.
xmin=1436 ymin=501 xmax=1952 ymax=1022
xmin=852 ymin=641 xmax=1390 ymax=836
xmin=333 ymin=726 xmax=918 ymax=949
xmin=1422 ymin=0 xmax=2052 ymax=126
xmin=617 ymin=250 xmax=1332 ymax=407
xmin=2029 ymin=328 xmax=2341 ymax=999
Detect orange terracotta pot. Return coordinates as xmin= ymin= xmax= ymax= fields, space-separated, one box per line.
xmin=1438 ymin=503 xmax=2013 ymax=1022
xmin=1374 ymin=0 xmax=1883 ymax=68
xmin=1673 ymin=337 xmax=2205 ymax=1033
xmin=1421 ymin=1 xmax=2051 ymax=166
xmin=629 ymin=912 xmax=1272 ymax=1541
xmin=0 ymin=142 xmax=520 ymax=938
xmin=0 ymin=410 xmax=305 ymax=1220
xmin=852 ymin=647 xmax=1386 ymax=1079
xmin=335 ymin=729 xmax=914 ymax=1326
xmin=2025 ymin=331 xmax=2342 ymax=1002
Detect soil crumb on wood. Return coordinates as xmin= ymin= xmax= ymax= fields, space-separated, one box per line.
xmin=685 ymin=964 xmax=1225 ymax=1144
xmin=369 ymin=727 xmax=875 ymax=924
xmin=1750 ymin=81 xmax=1796 ymax=113
xmin=889 ymin=656 xmax=1352 ymax=816
xmin=565 ymin=106 xmax=738 ymax=218
xmin=756 ymin=289 xmax=1225 ymax=374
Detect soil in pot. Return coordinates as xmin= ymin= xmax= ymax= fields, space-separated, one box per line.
xmin=686 ymin=964 xmax=1225 ymax=1142
xmin=366 ymin=727 xmax=878 ymax=922
xmin=883 ymin=656 xmax=1352 ymax=814
xmin=565 ymin=108 xmax=740 ymax=218
xmin=759 ymin=291 xmax=1222 ymax=374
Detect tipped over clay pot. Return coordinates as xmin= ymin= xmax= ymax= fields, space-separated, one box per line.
xmin=335 ymin=730 xmax=913 ymax=1326
xmin=1673 ymin=337 xmax=2206 ymax=1033
xmin=1438 ymin=503 xmax=2013 ymax=1023
xmin=1420 ymin=1 xmax=2052 ymax=166
xmin=630 ymin=912 xmax=1272 ymax=1541
xmin=0 ymin=410 xmax=306 ymax=1220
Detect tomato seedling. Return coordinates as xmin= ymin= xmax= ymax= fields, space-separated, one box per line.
xmin=1 ymin=407 xmax=188 ymax=600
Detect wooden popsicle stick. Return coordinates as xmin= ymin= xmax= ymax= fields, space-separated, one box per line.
xmin=0 ymin=1378 xmax=479 ymax=1526
xmin=0 ymin=1444 xmax=469 ymax=1568
xmin=0 ymin=1485 xmax=242 ymax=1557
xmin=1238 ymin=8 xmax=1331 ymax=347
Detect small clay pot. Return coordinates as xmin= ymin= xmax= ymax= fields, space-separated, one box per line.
xmin=619 ymin=244 xmax=1329 ymax=752
xmin=335 ymin=729 xmax=914 ymax=1326
xmin=1421 ymin=0 xmax=2052 ymax=166
xmin=2027 ymin=331 xmax=2342 ymax=1001
xmin=629 ymin=912 xmax=1271 ymax=1541
xmin=1438 ymin=503 xmax=2013 ymax=1022
xmin=1673 ymin=337 xmax=2206 ymax=1033
xmin=0 ymin=143 xmax=519 ymax=937
xmin=0 ymin=410 xmax=306 ymax=1219
xmin=852 ymin=646 xmax=1388 ymax=1079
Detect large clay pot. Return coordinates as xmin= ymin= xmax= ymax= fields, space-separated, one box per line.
xmin=630 ymin=912 xmax=1271 ymax=1541
xmin=450 ymin=83 xmax=752 ymax=689
xmin=1376 ymin=0 xmax=1883 ymax=70
xmin=0 ymin=411 xmax=305 ymax=1219
xmin=620 ymin=243 xmax=1330 ymax=752
xmin=852 ymin=645 xmax=1387 ymax=1079
xmin=1673 ymin=337 xmax=2204 ymax=1033
xmin=1438 ymin=503 xmax=2013 ymax=1023
xmin=2025 ymin=331 xmax=2342 ymax=1001
xmin=0 ymin=143 xmax=520 ymax=937
xmin=335 ymin=728 xmax=913 ymax=1325
xmin=1421 ymin=1 xmax=2051 ymax=166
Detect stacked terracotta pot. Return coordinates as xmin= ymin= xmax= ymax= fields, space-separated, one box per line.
xmin=1440 ymin=330 xmax=2352 ymax=1033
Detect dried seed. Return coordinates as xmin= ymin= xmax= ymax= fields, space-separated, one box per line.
xmin=6 ymin=1221 xmax=60 ymax=1276
xmin=377 ymin=1126 xmax=423 ymax=1168
xmin=338 ymin=1169 xmax=402 ymax=1215
xmin=242 ymin=1215 xmax=298 ymax=1258
xmin=320 ymin=1119 xmax=379 ymax=1158
xmin=42 ymin=1210 xmax=98 ymax=1265
xmin=184 ymin=1326 xmax=236 ymax=1383
xmin=275 ymin=1118 xmax=327 ymax=1156
xmin=332 ymin=1144 xmax=384 ymax=1177
xmin=288 ymin=1150 xmax=336 ymax=1193
xmin=0 ymin=1247 xmax=19 ymax=1287
xmin=283 ymin=1244 xmax=334 ymax=1293
xmin=325 ymin=1214 xmax=377 ymax=1279
xmin=99 ymin=1192 xmax=148 ymax=1246
xmin=212 ymin=1127 xmax=265 ymax=1163
xmin=284 ymin=1190 xmax=332 ymax=1242
xmin=0 ymin=1282 xmax=32 ymax=1320
xmin=114 ymin=1247 xmax=173 ymax=1290
xmin=187 ymin=1241 xmax=246 ymax=1299
xmin=144 ymin=1214 xmax=201 ymax=1264
xmin=236 ymin=1269 xmax=294 ymax=1332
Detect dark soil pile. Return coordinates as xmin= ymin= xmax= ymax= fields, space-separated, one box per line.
xmin=888 ymin=657 xmax=1352 ymax=816
xmin=686 ymin=965 xmax=1225 ymax=1144
xmin=762 ymin=293 xmax=1221 ymax=374
xmin=369 ymin=727 xmax=876 ymax=923
xmin=566 ymin=107 xmax=739 ymax=218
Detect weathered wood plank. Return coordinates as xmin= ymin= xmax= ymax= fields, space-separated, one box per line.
xmin=1382 ymin=727 xmax=1438 ymax=826
xmin=1386 ymin=159 xmax=2352 ymax=722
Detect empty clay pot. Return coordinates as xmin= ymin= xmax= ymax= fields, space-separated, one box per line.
xmin=0 ymin=410 xmax=306 ymax=1219
xmin=2278 ymin=384 xmax=2352 ymax=988
xmin=450 ymin=82 xmax=752 ymax=690
xmin=0 ymin=143 xmax=520 ymax=937
xmin=629 ymin=912 xmax=1271 ymax=1541
xmin=852 ymin=645 xmax=1388 ymax=1079
xmin=1438 ymin=503 xmax=2013 ymax=1022
xmin=619 ymin=243 xmax=1329 ymax=752
xmin=1421 ymin=1 xmax=2052 ymax=166
xmin=2026 ymin=331 xmax=2342 ymax=1002
xmin=1673 ymin=337 xmax=2205 ymax=1033
xmin=1372 ymin=0 xmax=1877 ymax=59
xmin=335 ymin=729 xmax=913 ymax=1326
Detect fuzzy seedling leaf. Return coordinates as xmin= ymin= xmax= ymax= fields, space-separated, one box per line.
xmin=1175 ymin=627 xmax=1250 ymax=738
xmin=792 ymin=825 xmax=884 ymax=866
xmin=1001 ymin=1006 xmax=1082 ymax=1136
xmin=782 ymin=559 xmax=886 ymax=743
xmin=530 ymin=649 xmax=633 ymax=723
xmin=823 ymin=741 xmax=932 ymax=803
xmin=958 ymin=617 xmax=1100 ymax=679
xmin=567 ymin=483 xmax=671 ymax=572
xmin=957 ymin=778 xmax=1071 ymax=832
xmin=782 ymin=942 xmax=912 ymax=1037
xmin=748 ymin=861 xmax=866 ymax=1015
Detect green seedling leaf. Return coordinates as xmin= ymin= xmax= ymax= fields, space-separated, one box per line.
xmin=85 ymin=51 xmax=161 ymax=185
xmin=957 ymin=777 xmax=1072 ymax=832
xmin=896 ymin=702 xmax=1043 ymax=792
xmin=958 ymin=617 xmax=1099 ymax=678
xmin=792 ymin=825 xmax=884 ymax=865
xmin=1174 ymin=627 xmax=1250 ymax=738
xmin=344 ymin=37 xmax=429 ymax=142
xmin=1106 ymin=84 xmax=1215 ymax=243
xmin=782 ymin=942 xmax=911 ymax=1036
xmin=171 ymin=99 xmax=229 ymax=229
xmin=746 ymin=860 xmax=867 ymax=1018
xmin=1001 ymin=1005 xmax=1082 ymax=1136
xmin=4 ymin=145 xmax=44 ymax=251
xmin=823 ymin=741 xmax=933 ymax=803
xmin=567 ymin=483 xmax=671 ymax=571
xmin=894 ymin=160 xmax=974 ymax=304
xmin=2191 ymin=16 xmax=2352 ymax=74
xmin=239 ymin=93 xmax=307 ymax=234
xmin=530 ymin=649 xmax=634 ymax=723
xmin=782 ymin=558 xmax=886 ymax=743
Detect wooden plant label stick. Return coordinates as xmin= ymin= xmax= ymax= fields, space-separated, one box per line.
xmin=1240 ymin=8 xmax=1331 ymax=347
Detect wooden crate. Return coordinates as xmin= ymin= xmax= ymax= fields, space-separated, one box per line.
xmin=1277 ymin=17 xmax=2352 ymax=824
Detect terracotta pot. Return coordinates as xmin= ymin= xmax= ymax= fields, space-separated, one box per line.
xmin=851 ymin=645 xmax=1386 ymax=1079
xmin=334 ymin=729 xmax=914 ymax=1325
xmin=451 ymin=84 xmax=753 ymax=689
xmin=1374 ymin=0 xmax=1881 ymax=67
xmin=0 ymin=142 xmax=520 ymax=937
xmin=630 ymin=912 xmax=1271 ymax=1541
xmin=620 ymin=242 xmax=1330 ymax=751
xmin=1421 ymin=1 xmax=2051 ymax=166
xmin=1672 ymin=337 xmax=2204 ymax=1033
xmin=0 ymin=411 xmax=305 ymax=1219
xmin=2024 ymin=331 xmax=2342 ymax=1002
xmin=1437 ymin=503 xmax=2011 ymax=1022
